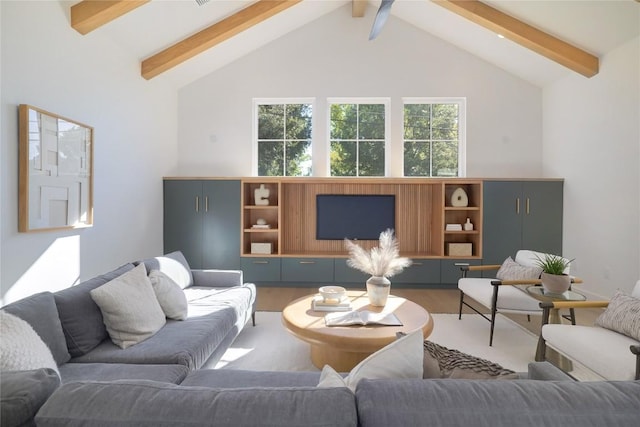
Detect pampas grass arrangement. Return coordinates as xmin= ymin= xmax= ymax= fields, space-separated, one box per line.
xmin=344 ymin=229 xmax=412 ymax=277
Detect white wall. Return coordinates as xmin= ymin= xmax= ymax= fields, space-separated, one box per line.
xmin=0 ymin=1 xmax=177 ymax=304
xmin=543 ymin=37 xmax=640 ymax=298
xmin=177 ymin=6 xmax=543 ymax=178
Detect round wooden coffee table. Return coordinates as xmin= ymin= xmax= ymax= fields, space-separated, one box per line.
xmin=282 ymin=291 xmax=433 ymax=371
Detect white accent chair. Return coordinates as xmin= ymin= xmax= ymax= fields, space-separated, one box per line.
xmin=458 ymin=250 xmax=575 ymax=346
xmin=539 ymin=280 xmax=640 ymax=380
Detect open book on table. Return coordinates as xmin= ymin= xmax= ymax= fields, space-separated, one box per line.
xmin=324 ymin=310 xmax=403 ymax=327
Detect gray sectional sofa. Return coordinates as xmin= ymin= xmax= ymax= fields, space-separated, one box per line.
xmin=1 ymin=251 xmax=257 ymax=426
xmin=2 ymin=251 xmax=640 ymax=426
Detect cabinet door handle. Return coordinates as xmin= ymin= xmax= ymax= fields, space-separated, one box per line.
xmin=205 ymin=196 xmax=209 ymax=212
xmin=526 ymin=198 xmax=530 ymax=214
xmin=299 ymin=261 xmax=316 ymax=264
xmin=253 ymin=261 xmax=269 ymax=264
xmin=516 ymin=197 xmax=520 ymax=214
xmin=195 ymin=196 xmax=199 ymax=212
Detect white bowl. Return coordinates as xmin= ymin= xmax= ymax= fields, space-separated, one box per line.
xmin=319 ymin=286 xmax=346 ymax=302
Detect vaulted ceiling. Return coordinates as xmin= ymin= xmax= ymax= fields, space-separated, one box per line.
xmin=69 ymin=0 xmax=639 ymax=88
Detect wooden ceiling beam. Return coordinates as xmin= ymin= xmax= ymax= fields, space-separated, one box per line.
xmin=141 ymin=0 xmax=302 ymax=80
xmin=352 ymin=0 xmax=367 ymax=18
xmin=71 ymin=0 xmax=150 ymax=35
xmin=433 ymin=0 xmax=599 ymax=78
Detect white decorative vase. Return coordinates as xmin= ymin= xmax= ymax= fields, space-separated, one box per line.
xmin=541 ymin=272 xmax=571 ymax=295
xmin=366 ymin=276 xmax=391 ymax=307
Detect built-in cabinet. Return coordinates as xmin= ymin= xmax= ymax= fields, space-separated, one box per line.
xmin=482 ymin=180 xmax=563 ymax=266
xmin=241 ymin=178 xmax=482 ymax=259
xmin=164 ymin=177 xmax=563 ymax=288
xmin=164 ymin=179 xmax=240 ymax=269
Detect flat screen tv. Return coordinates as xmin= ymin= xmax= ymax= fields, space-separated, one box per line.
xmin=316 ymin=194 xmax=395 ymax=240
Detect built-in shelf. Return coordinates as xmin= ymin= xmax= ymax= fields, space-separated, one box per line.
xmin=241 ymin=178 xmax=482 ymax=258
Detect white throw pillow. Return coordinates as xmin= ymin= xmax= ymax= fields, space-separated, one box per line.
xmin=149 ymin=269 xmax=188 ymax=321
xmin=90 ymin=263 xmax=166 ymax=349
xmin=0 ymin=311 xmax=59 ymax=376
xmin=317 ymin=328 xmax=424 ymax=392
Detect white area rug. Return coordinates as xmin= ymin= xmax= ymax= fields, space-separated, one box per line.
xmin=216 ymin=311 xmax=539 ymax=373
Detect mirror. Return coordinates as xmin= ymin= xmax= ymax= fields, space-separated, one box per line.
xmin=18 ymin=104 xmax=93 ymax=232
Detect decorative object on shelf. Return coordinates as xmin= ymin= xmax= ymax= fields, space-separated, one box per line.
xmin=18 ymin=104 xmax=94 ymax=232
xmin=254 ymin=184 xmax=270 ymax=205
xmin=252 ymin=218 xmax=270 ymax=229
xmin=450 ymin=187 xmax=469 ymax=207
xmin=446 ymin=223 xmax=463 ymax=231
xmin=534 ymin=253 xmax=574 ymax=295
xmin=464 ymin=218 xmax=474 ymax=231
xmin=250 ymin=242 xmax=272 ymax=255
xmin=447 ymin=243 xmax=472 ymax=257
xmin=344 ymin=229 xmax=411 ymax=307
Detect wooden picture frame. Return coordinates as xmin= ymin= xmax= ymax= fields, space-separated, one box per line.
xmin=18 ymin=104 xmax=94 ymax=232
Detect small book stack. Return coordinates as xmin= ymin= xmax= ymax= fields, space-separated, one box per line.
xmin=445 ymin=223 xmax=463 ymax=231
xmin=311 ymin=295 xmax=352 ymax=312
xmin=251 ymin=224 xmax=271 ymax=229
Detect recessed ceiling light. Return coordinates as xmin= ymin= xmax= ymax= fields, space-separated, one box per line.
xmin=497 ymin=34 xmax=505 ymax=39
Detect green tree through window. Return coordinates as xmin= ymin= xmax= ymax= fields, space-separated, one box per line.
xmin=330 ymin=102 xmax=387 ymax=176
xmin=404 ymin=100 xmax=463 ymax=177
xmin=257 ymin=102 xmax=312 ymax=176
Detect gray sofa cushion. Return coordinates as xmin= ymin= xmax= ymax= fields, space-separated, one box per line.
xmin=54 ymin=263 xmax=134 ymax=357
xmin=2 ymin=292 xmax=70 ymax=365
xmin=1 ymin=368 xmax=60 ymax=427
xmin=58 ymin=363 xmax=189 ymax=384
xmin=69 ymin=306 xmax=236 ymax=370
xmin=355 ymin=378 xmax=640 ymax=427
xmin=35 ymin=380 xmax=358 ymax=427
xmin=181 ymin=369 xmax=323 ymax=388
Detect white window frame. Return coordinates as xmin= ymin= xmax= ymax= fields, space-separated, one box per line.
xmin=326 ymin=97 xmax=391 ymax=177
xmin=252 ymin=98 xmax=315 ymax=176
xmin=402 ymin=97 xmax=467 ymax=177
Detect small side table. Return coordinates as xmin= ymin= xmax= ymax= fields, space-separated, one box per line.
xmin=526 ymin=286 xmax=586 ymax=369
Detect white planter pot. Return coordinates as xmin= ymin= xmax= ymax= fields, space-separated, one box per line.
xmin=541 ymin=272 xmax=571 ymax=295
xmin=366 ymin=276 xmax=391 ymax=306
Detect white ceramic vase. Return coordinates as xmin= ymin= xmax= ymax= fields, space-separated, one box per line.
xmin=366 ymin=276 xmax=391 ymax=306
xmin=541 ymin=272 xmax=571 ymax=295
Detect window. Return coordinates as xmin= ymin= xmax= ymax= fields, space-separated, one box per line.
xmin=329 ymin=99 xmax=389 ymax=177
xmin=403 ymin=98 xmax=465 ymax=177
xmin=255 ymin=100 xmax=313 ymax=176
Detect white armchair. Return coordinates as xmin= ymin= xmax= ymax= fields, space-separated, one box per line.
xmin=539 ymin=280 xmax=640 ymax=380
xmin=458 ymin=250 xmax=576 ymax=346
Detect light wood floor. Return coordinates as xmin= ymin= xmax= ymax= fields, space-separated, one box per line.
xmin=256 ymin=287 xmax=603 ymax=336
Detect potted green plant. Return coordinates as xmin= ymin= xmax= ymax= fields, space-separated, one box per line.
xmin=344 ymin=229 xmax=411 ymax=306
xmin=534 ymin=253 xmax=574 ymax=294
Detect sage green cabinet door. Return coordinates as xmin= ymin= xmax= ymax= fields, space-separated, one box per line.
xmin=482 ymin=181 xmax=522 ymax=266
xmin=522 ymin=181 xmax=563 ymax=256
xmin=164 ymin=180 xmax=240 ymax=270
xmin=482 ymin=181 xmax=563 ymax=267
xmin=202 ymin=180 xmax=240 ymax=269
xmin=164 ymin=180 xmax=204 ymax=269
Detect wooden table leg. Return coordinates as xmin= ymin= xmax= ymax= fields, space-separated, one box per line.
xmin=310 ymin=344 xmax=372 ymax=372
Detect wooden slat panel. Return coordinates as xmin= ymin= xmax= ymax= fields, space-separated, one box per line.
xmin=433 ymin=0 xmax=599 ymax=78
xmin=281 ymin=181 xmax=445 ymax=256
xmin=141 ymin=0 xmax=302 ymax=80
xmin=71 ymin=0 xmax=150 ymax=35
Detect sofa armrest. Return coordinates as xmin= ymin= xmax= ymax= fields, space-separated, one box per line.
xmin=191 ymin=269 xmax=243 ymax=287
xmin=630 ymin=345 xmax=640 ymax=380
xmin=527 ymin=362 xmax=575 ymax=381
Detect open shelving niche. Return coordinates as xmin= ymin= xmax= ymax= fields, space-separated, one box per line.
xmin=241 ymin=178 xmax=482 ymax=259
xmin=241 ymin=179 xmax=281 ymax=256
